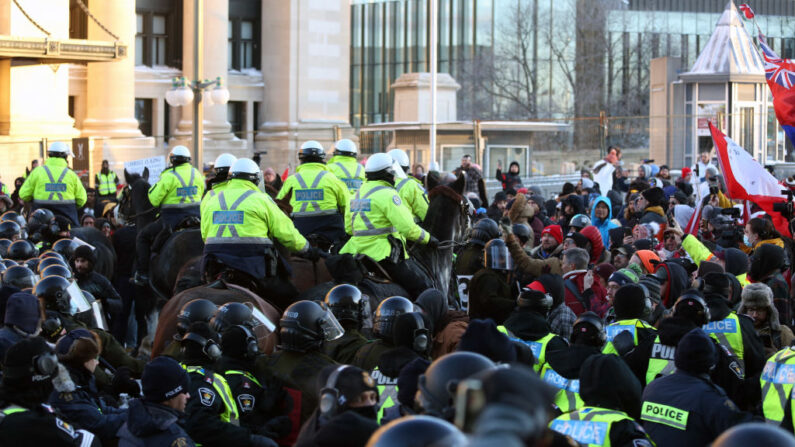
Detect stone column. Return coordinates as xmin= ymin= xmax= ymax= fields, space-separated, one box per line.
xmin=81 ymin=0 xmax=156 ymax=165
xmin=171 ymin=0 xmax=245 ymax=165
xmin=255 ymin=0 xmax=354 ymax=171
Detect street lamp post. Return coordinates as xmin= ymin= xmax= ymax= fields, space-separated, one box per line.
xmin=164 ymin=0 xmax=229 ymax=169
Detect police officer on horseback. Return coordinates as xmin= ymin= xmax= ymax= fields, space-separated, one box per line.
xmin=387 ymin=148 xmax=428 ymax=222
xmin=200 ymin=158 xmax=320 ymax=308
xmin=277 ymin=140 xmax=349 ymax=247
xmin=340 ymin=153 xmax=439 ymax=298
xmin=134 ymin=146 xmax=204 ymax=286
xmin=328 ymin=139 xmax=365 ymax=194
xmin=19 ymin=142 xmax=87 ymax=226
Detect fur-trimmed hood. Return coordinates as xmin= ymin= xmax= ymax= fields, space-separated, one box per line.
xmin=508 ymin=193 xmax=534 ymax=224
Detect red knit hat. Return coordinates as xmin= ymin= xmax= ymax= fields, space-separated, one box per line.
xmin=681 ymin=167 xmax=692 ymax=178
xmin=541 ymin=225 xmax=563 ymax=244
xmin=526 ymin=281 xmax=546 ymax=293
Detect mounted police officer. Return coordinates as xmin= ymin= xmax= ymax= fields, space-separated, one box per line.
xmin=277 ymin=140 xmax=349 ymax=246
xmin=201 ymin=158 xmax=320 ymax=308
xmin=134 ymin=146 xmax=204 ymax=285
xmin=205 ymin=153 xmax=237 ymax=195
xmin=95 ymin=159 xmax=119 ymax=204
xmin=340 ymin=153 xmax=438 ymax=298
xmin=179 ymin=321 xmax=276 ymax=447
xmin=19 ymin=142 xmax=87 ymax=226
xmin=328 ymin=139 xmax=365 ymax=194
xmin=387 ymin=148 xmax=428 ymax=222
xmin=0 ymin=337 xmax=99 ymax=446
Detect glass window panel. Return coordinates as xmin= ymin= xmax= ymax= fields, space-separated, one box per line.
xmin=740 ymin=107 xmax=754 ymax=154
xmin=241 ymin=21 xmax=253 ymax=39
xmin=156 ymin=38 xmax=165 ymax=65
xmin=228 ymin=41 xmax=233 ymax=69
xmin=136 ymin=14 xmax=143 ymax=33
xmin=440 ymin=146 xmax=475 ymax=172
xmin=135 ymin=36 xmax=143 ymax=65
xmin=486 ymin=146 xmax=527 ymax=179
xmin=228 ymin=20 xmax=233 ymax=39
xmin=152 ymin=15 xmax=166 ymax=35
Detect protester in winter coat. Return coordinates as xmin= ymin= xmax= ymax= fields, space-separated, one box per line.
xmin=415 ymin=288 xmax=469 ymax=359
xmin=496 ymin=161 xmax=522 ymax=192
xmin=739 ymin=283 xmax=794 ymax=359
xmin=650 ymin=260 xmax=690 ymax=308
xmin=637 ymin=187 xmax=667 ymax=225
xmin=590 ymin=196 xmax=619 ymax=248
xmin=749 ymin=244 xmax=791 ymax=326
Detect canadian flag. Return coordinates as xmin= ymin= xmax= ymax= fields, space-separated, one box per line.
xmin=709 ymin=121 xmax=791 ymax=237
xmin=739 ymin=3 xmax=755 ymax=20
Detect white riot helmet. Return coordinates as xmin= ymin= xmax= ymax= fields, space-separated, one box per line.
xmin=365 ymin=153 xmax=405 ymax=181
xmin=169 ymin=145 xmax=192 ymax=165
xmin=387 ymin=149 xmax=410 ymax=170
xmin=299 ymin=140 xmax=325 ymax=163
xmin=48 ymin=142 xmax=72 ymax=158
xmin=230 ymin=158 xmax=261 ymax=184
xmin=334 ymin=139 xmax=358 ymax=157
xmin=213 ymin=153 xmax=237 ymax=181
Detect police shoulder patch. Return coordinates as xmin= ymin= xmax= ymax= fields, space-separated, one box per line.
xmin=55 ymin=417 xmax=77 ymax=438
xmin=237 ymin=393 xmax=255 ymax=412
xmin=392 ymin=195 xmax=402 ymax=206
xmin=198 ymin=387 xmax=216 ymax=406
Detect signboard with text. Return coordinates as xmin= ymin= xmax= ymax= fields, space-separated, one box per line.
xmin=124 ymin=155 xmax=166 ymax=184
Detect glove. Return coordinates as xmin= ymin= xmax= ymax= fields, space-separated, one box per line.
xmin=500 ymin=216 xmax=513 ymax=235
xmin=427 ymin=235 xmax=440 ymax=249
xmin=303 ymin=246 xmax=322 ymax=262
xmin=249 ymin=435 xmax=279 ymax=447
xmin=260 ymin=415 xmax=292 ymax=439
xmin=111 ymin=366 xmax=141 ymax=398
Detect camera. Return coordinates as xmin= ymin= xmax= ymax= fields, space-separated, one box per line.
xmin=720 ymin=207 xmax=740 ymax=218
xmin=773 ymin=188 xmax=794 ymax=219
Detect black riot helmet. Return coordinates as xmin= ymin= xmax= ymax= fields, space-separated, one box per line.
xmin=210 ymin=302 xmax=254 ymax=333
xmin=373 ymin=296 xmax=414 ymax=340
xmin=298 ymin=140 xmax=326 ymax=164
xmin=367 ymin=415 xmax=467 ymax=447
xmin=7 ymin=239 xmax=37 ymax=261
xmin=2 ymin=265 xmax=38 ymax=289
xmin=571 ymin=311 xmax=607 ymax=347
xmin=1 ymin=211 xmax=26 ymax=229
xmin=39 ymin=250 xmax=65 ymax=261
xmin=25 ymin=258 xmax=40 ymax=273
xmin=516 ymin=289 xmax=554 ymax=316
xmin=0 ymin=238 xmax=11 ymax=257
xmin=52 ymin=238 xmax=79 ymax=260
xmin=673 ymin=290 xmax=711 ymax=326
xmin=483 ymin=239 xmax=513 ymax=271
xmin=27 ymin=208 xmax=55 ymax=233
xmin=512 ymin=223 xmax=532 ymax=246
xmin=0 ymin=221 xmax=20 ymax=240
xmin=469 ymin=218 xmax=501 ymax=246
xmin=279 ymin=300 xmax=344 ymax=353
xmin=713 ymin=423 xmax=795 ymax=447
xmin=40 ymin=264 xmax=72 ymax=281
xmin=324 ymin=284 xmax=364 ymax=327
xmin=34 ymin=275 xmax=72 ymax=313
xmin=416 ymin=352 xmax=496 ymax=420
xmin=569 ymin=214 xmax=591 ymax=231
xmin=176 ymin=299 xmax=218 ymax=337
xmin=37 ymin=256 xmax=68 ymax=274
xmin=392 ymin=312 xmax=429 ymax=354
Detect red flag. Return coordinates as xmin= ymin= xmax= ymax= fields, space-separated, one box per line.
xmin=709 ymin=122 xmax=791 ymax=237
xmin=281 ymin=167 xmax=289 ymax=181
xmin=739 ymin=3 xmax=755 ymax=19
xmin=757 ymin=33 xmax=795 ymax=147
xmin=685 ymin=198 xmax=703 ymax=236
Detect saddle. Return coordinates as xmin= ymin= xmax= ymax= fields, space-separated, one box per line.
xmin=151 ymin=216 xmax=201 ymax=255
xmin=323 ymin=253 xmax=394 ymax=285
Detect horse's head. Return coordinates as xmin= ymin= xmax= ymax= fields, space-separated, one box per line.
xmin=423 ymin=174 xmax=471 ymax=244
xmin=273 ymin=188 xmax=293 ymax=216
xmin=119 ymin=168 xmax=153 ymax=225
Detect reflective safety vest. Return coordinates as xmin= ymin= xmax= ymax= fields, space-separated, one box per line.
xmin=540 ymin=363 xmax=583 ymax=413
xmin=760 ymin=347 xmax=795 ymax=426
xmin=602 ymin=319 xmax=656 ymax=355
xmin=224 ymin=369 xmax=262 ymax=388
xmin=18 ymin=158 xmax=87 ymax=207
xmin=96 ymin=172 xmax=118 ymax=196
xmin=640 ymin=400 xmax=689 ymax=431
xmin=703 ymin=313 xmax=745 ymax=376
xmin=496 ymin=326 xmax=556 ymax=373
xmin=0 ymin=404 xmax=27 ymax=421
xmin=182 ymin=365 xmax=240 ymax=425
xmin=277 ymin=163 xmax=349 ymax=218
xmin=328 ymin=156 xmax=365 ymax=194
xmin=339 ymin=180 xmax=430 ymax=262
xmin=200 ymin=179 xmax=307 ymax=252
xmin=646 ymin=335 xmax=677 ymax=385
xmin=148 ymin=163 xmax=204 ymax=209
xmin=395 ymin=176 xmax=429 ymax=221
xmin=370 ymin=367 xmax=397 ymax=424
xmin=550 ymin=406 xmax=638 ymax=446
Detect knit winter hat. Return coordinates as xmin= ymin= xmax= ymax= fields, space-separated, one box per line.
xmin=565 ymin=231 xmax=590 ymax=250
xmin=697 ymin=260 xmax=725 ymax=278
xmin=142 ymin=356 xmax=190 ymax=403
xmin=71 ymin=245 xmax=95 ymax=265
xmin=675 ymin=328 xmax=717 ymax=374
xmin=542 ymin=225 xmax=564 ymax=244
xmin=4 ymin=292 xmax=41 ymax=334
xmin=457 ymin=319 xmax=516 ymax=363
xmin=638 ymin=277 xmax=662 ymax=305
xmin=642 ymin=187 xmax=666 ymax=207
xmin=613 ymin=284 xmax=647 ymax=320
xmin=608 ymin=270 xmax=637 ymax=287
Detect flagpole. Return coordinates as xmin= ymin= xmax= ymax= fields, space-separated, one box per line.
xmin=430 ymin=0 xmax=438 ymax=170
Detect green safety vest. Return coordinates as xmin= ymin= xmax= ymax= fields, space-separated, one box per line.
xmin=395 ymin=176 xmax=428 ymax=221
xmin=182 ymin=365 xmax=240 ymax=425
xmin=328 ymin=156 xmax=365 ymax=194
xmin=760 ymin=347 xmax=795 ymax=426
xmin=496 ymin=326 xmax=556 ymax=373
xmin=549 ymin=406 xmax=638 ymax=446
xmin=646 ymin=335 xmax=677 ymax=385
xmin=370 ymin=366 xmax=398 ymax=424
xmin=276 ymin=163 xmax=349 ymax=218
xmin=540 ymin=363 xmax=583 ymax=413
xmin=703 ymin=313 xmax=745 ymax=377
xmin=225 ymin=369 xmax=262 ymax=387
xmin=640 ymin=400 xmax=689 ymax=431
xmin=602 ymin=319 xmax=656 ymax=355
xmin=96 ymin=172 xmax=117 ymax=196
xmin=148 ymin=163 xmax=204 ymax=209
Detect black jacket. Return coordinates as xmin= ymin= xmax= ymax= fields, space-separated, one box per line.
xmin=502 ymin=308 xmax=568 ymax=355
xmin=75 ymin=270 xmax=121 ymax=303
xmin=468 ymin=268 xmax=514 ymax=324
xmin=0 ymin=402 xmax=100 ymax=447
xmin=295 ymin=409 xmax=379 ymax=447
xmin=117 ymin=398 xmax=195 ymax=447
xmin=218 ymin=356 xmax=290 ymax=435
xmin=641 ymin=370 xmax=756 ymax=447
xmin=323 ymin=328 xmax=371 ymax=364
xmin=453 ymin=243 xmax=487 ymax=277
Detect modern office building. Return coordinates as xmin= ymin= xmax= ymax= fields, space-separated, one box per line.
xmin=350 ymin=0 xmax=795 ymax=159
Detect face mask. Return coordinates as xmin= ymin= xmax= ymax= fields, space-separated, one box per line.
xmin=350 ymin=405 xmax=377 ymax=420
xmin=743 ymin=234 xmax=753 ymax=247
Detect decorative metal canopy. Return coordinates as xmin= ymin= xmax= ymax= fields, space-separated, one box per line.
xmin=0 ymin=36 xmax=126 ymax=65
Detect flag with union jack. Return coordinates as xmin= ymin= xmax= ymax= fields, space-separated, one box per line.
xmin=739 ymin=4 xmax=755 ymax=19
xmin=756 ymin=33 xmax=795 ymax=148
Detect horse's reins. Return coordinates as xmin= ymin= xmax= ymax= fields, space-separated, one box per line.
xmin=126 ymin=206 xmax=156 ymax=220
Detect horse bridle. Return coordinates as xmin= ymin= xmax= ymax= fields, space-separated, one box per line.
xmin=118 ymin=185 xmax=157 ymax=220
